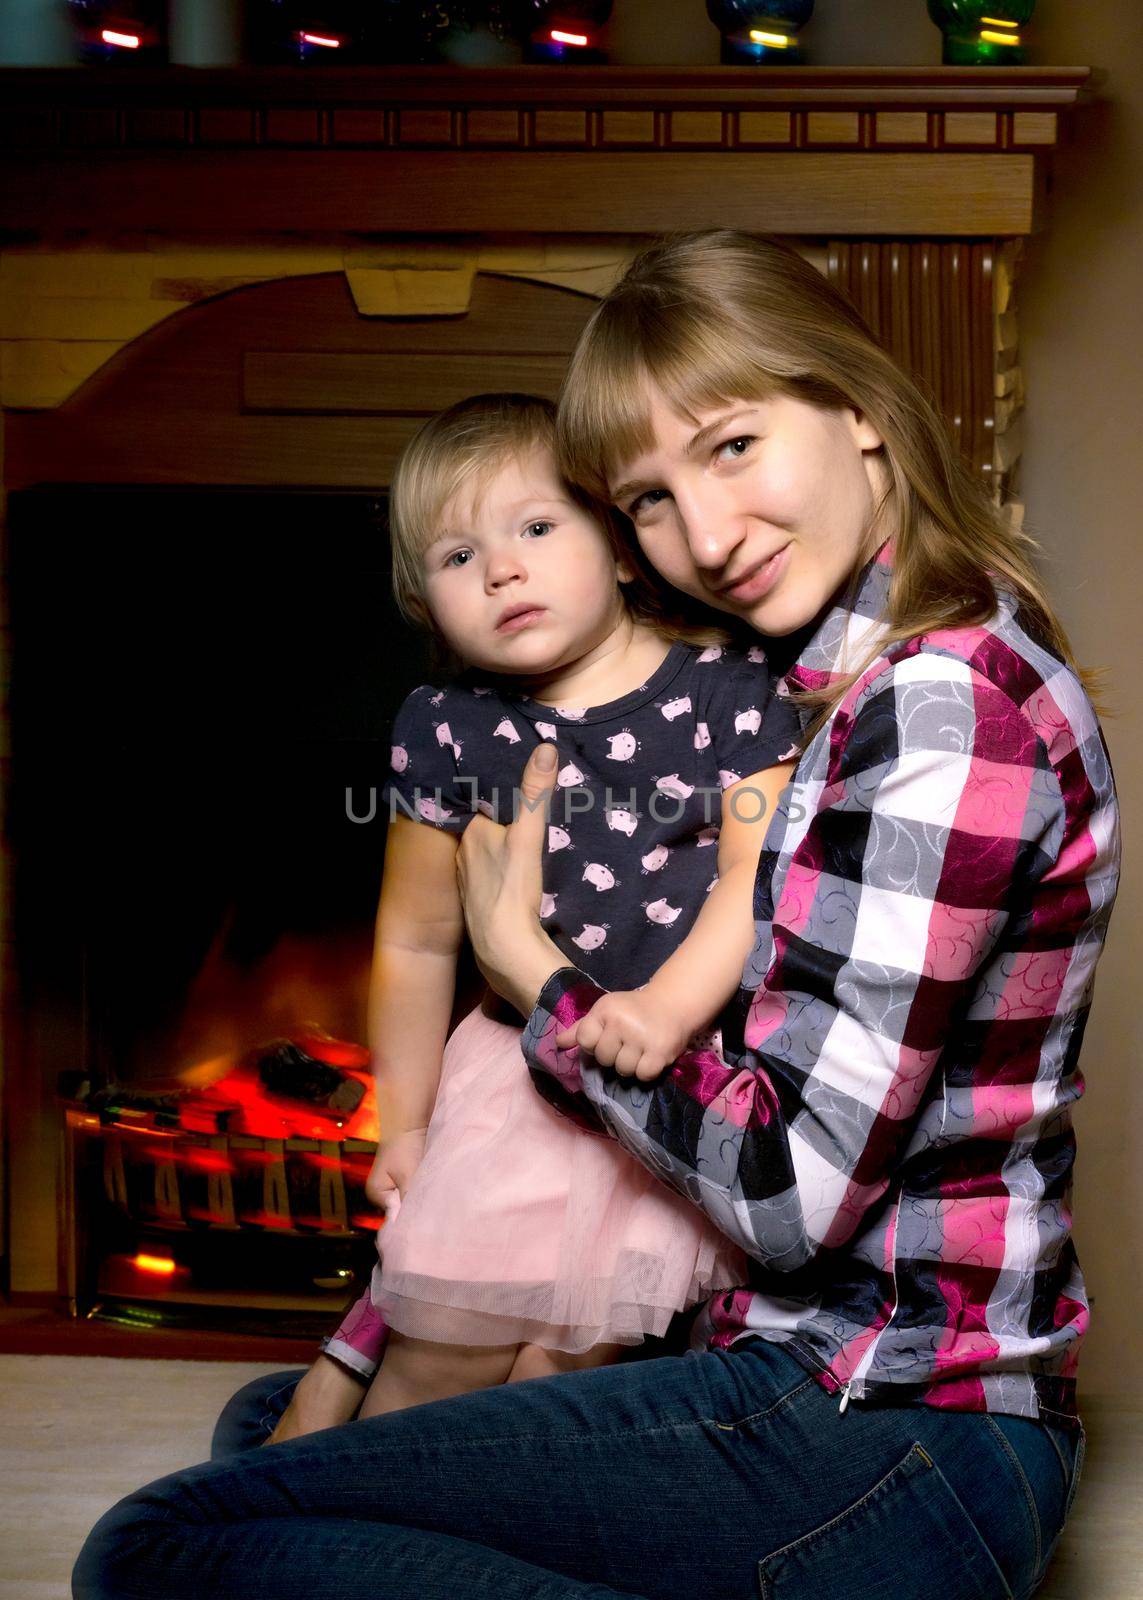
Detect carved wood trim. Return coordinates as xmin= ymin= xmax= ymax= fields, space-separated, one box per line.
xmin=0 ymin=66 xmax=1088 ymax=239
xmin=0 ymin=65 xmax=1093 ymax=119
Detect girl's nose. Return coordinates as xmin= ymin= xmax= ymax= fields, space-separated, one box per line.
xmin=485 ymin=546 xmax=527 ymax=590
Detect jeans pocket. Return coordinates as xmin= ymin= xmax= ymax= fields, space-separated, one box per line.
xmin=757 ymin=1442 xmax=1014 ymax=1600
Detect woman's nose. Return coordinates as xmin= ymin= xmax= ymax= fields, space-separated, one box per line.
xmin=676 ymin=487 xmax=745 ymax=573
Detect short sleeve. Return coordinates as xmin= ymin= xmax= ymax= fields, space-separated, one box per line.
xmin=697 ymin=648 xmax=804 ymax=788
xmin=383 ymin=684 xmax=478 ymax=834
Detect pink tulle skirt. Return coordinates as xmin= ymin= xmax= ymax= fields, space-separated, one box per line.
xmin=370 ymin=1001 xmax=746 ymax=1354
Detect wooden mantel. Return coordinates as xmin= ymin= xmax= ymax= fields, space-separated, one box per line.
xmin=1 ymin=65 xmax=1089 ymax=237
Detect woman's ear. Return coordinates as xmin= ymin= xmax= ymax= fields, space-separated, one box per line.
xmin=615 ymin=553 xmax=637 ymax=584
xmin=848 ymin=408 xmax=884 ymax=452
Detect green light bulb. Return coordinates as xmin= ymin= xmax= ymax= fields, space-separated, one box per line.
xmin=927 ymin=0 xmax=1036 ymax=65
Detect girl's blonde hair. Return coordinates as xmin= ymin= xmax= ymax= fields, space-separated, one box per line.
xmin=389 ymin=392 xmax=731 ymax=657
xmin=556 ymin=230 xmax=1098 ymax=723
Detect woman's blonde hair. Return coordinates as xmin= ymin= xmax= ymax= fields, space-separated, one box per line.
xmin=389 ymin=392 xmax=732 ymax=658
xmin=557 ymin=230 xmax=1098 ymax=723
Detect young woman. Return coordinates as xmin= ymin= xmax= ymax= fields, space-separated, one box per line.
xmin=73 ymin=232 xmax=1119 ymax=1600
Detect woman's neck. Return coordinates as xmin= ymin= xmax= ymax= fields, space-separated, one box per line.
xmin=520 ymin=615 xmax=671 ymax=710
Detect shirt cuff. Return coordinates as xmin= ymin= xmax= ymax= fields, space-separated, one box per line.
xmin=524 ymin=966 xmax=606 ymax=1104
xmin=320 ymin=1287 xmax=390 ymax=1382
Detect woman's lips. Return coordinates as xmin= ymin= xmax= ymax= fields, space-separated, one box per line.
xmin=720 ymin=545 xmax=790 ymax=605
xmin=496 ymin=606 xmax=548 ymax=634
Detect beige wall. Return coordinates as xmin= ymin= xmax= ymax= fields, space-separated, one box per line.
xmin=1019 ymin=3 xmax=1143 ymax=1399
xmin=610 ymin=0 xmax=1141 ymax=1398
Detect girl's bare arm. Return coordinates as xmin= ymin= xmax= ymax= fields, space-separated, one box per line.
xmin=570 ymin=761 xmax=795 ymax=1079
xmin=368 ymin=815 xmax=466 ymax=1138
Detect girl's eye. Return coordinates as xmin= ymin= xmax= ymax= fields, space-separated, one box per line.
xmin=626 ymin=489 xmax=670 ymax=520
xmin=523 ymin=520 xmax=553 ymax=539
xmin=443 ymin=549 xmax=473 ymax=568
xmin=719 ymin=436 xmax=754 ymax=461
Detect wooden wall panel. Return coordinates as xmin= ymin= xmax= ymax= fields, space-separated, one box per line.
xmin=243 ymin=352 xmax=571 ymax=415
xmin=829 ymin=240 xmax=997 ymax=484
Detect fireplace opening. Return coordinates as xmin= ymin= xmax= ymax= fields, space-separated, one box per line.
xmin=9 ymin=483 xmax=449 ymax=1331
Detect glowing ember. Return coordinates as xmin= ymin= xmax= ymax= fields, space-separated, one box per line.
xmin=133 ymin=1253 xmax=177 ymax=1276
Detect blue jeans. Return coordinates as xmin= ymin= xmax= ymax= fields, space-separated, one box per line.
xmin=73 ymin=1341 xmax=1083 ymax=1599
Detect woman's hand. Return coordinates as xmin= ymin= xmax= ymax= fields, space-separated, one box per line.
xmin=456 ymin=742 xmax=566 ymax=1017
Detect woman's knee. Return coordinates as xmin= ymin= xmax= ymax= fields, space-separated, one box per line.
xmin=72 ymin=1487 xmax=160 ymax=1598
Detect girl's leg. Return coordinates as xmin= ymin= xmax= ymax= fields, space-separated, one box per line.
xmin=358 ymin=1331 xmax=630 ymax=1416
xmin=74 ymin=1342 xmax=1074 ymax=1600
xmin=357 ymin=1331 xmax=520 ymax=1418
xmin=507 ymin=1341 xmax=626 ymax=1383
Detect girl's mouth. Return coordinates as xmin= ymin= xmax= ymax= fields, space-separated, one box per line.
xmin=496 ymin=606 xmax=548 ymax=634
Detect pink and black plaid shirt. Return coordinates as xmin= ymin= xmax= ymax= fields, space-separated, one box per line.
xmin=521 ymin=544 xmax=1119 ymax=1430
xmin=329 ymin=544 xmax=1118 ymax=1431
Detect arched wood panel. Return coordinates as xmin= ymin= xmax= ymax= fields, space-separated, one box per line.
xmin=4 ymin=271 xmax=598 ymax=491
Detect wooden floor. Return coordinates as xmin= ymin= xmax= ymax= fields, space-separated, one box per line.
xmin=0 ymin=1356 xmax=1137 ymax=1598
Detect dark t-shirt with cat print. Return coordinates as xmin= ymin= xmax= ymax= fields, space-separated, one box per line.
xmin=385 ymin=640 xmax=802 ymax=992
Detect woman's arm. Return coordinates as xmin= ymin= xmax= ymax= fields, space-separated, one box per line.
xmin=455 ymin=742 xmax=568 ymax=1017
xmin=506 ymin=664 xmax=1064 ymax=1272
xmin=563 ymin=762 xmax=796 ymax=1079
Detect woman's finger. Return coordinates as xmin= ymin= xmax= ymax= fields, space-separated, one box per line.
xmin=505 ymin=743 xmax=558 ymax=896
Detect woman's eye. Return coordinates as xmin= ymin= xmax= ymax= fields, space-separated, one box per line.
xmin=444 ymin=549 xmax=473 ymax=568
xmin=627 ymin=489 xmax=669 ymax=519
xmin=719 ymin=436 xmax=754 ymax=461
xmin=523 ymin=520 xmax=553 ymax=539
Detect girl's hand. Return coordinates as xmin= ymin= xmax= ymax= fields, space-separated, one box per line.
xmin=457 ymin=742 xmax=566 ymax=1016
xmin=558 ymin=988 xmax=693 ymax=1081
xmin=366 ymin=1128 xmax=428 ymax=1212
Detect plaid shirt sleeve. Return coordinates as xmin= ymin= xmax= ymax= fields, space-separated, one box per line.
xmin=522 ymin=651 xmax=1063 ymax=1272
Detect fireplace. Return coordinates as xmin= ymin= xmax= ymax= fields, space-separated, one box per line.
xmin=0 ymin=63 xmax=1089 ymax=1324
xmin=7 ymin=484 xmax=428 ymax=1327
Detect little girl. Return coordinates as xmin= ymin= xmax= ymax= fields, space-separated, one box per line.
xmin=329 ymin=393 xmax=801 ymax=1416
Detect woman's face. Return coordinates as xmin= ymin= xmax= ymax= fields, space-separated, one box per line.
xmin=609 ymin=388 xmax=887 ymax=638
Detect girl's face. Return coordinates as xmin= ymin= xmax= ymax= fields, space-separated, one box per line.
xmin=609 ymin=388 xmax=887 ymax=638
xmin=422 ymin=447 xmax=633 ymax=677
